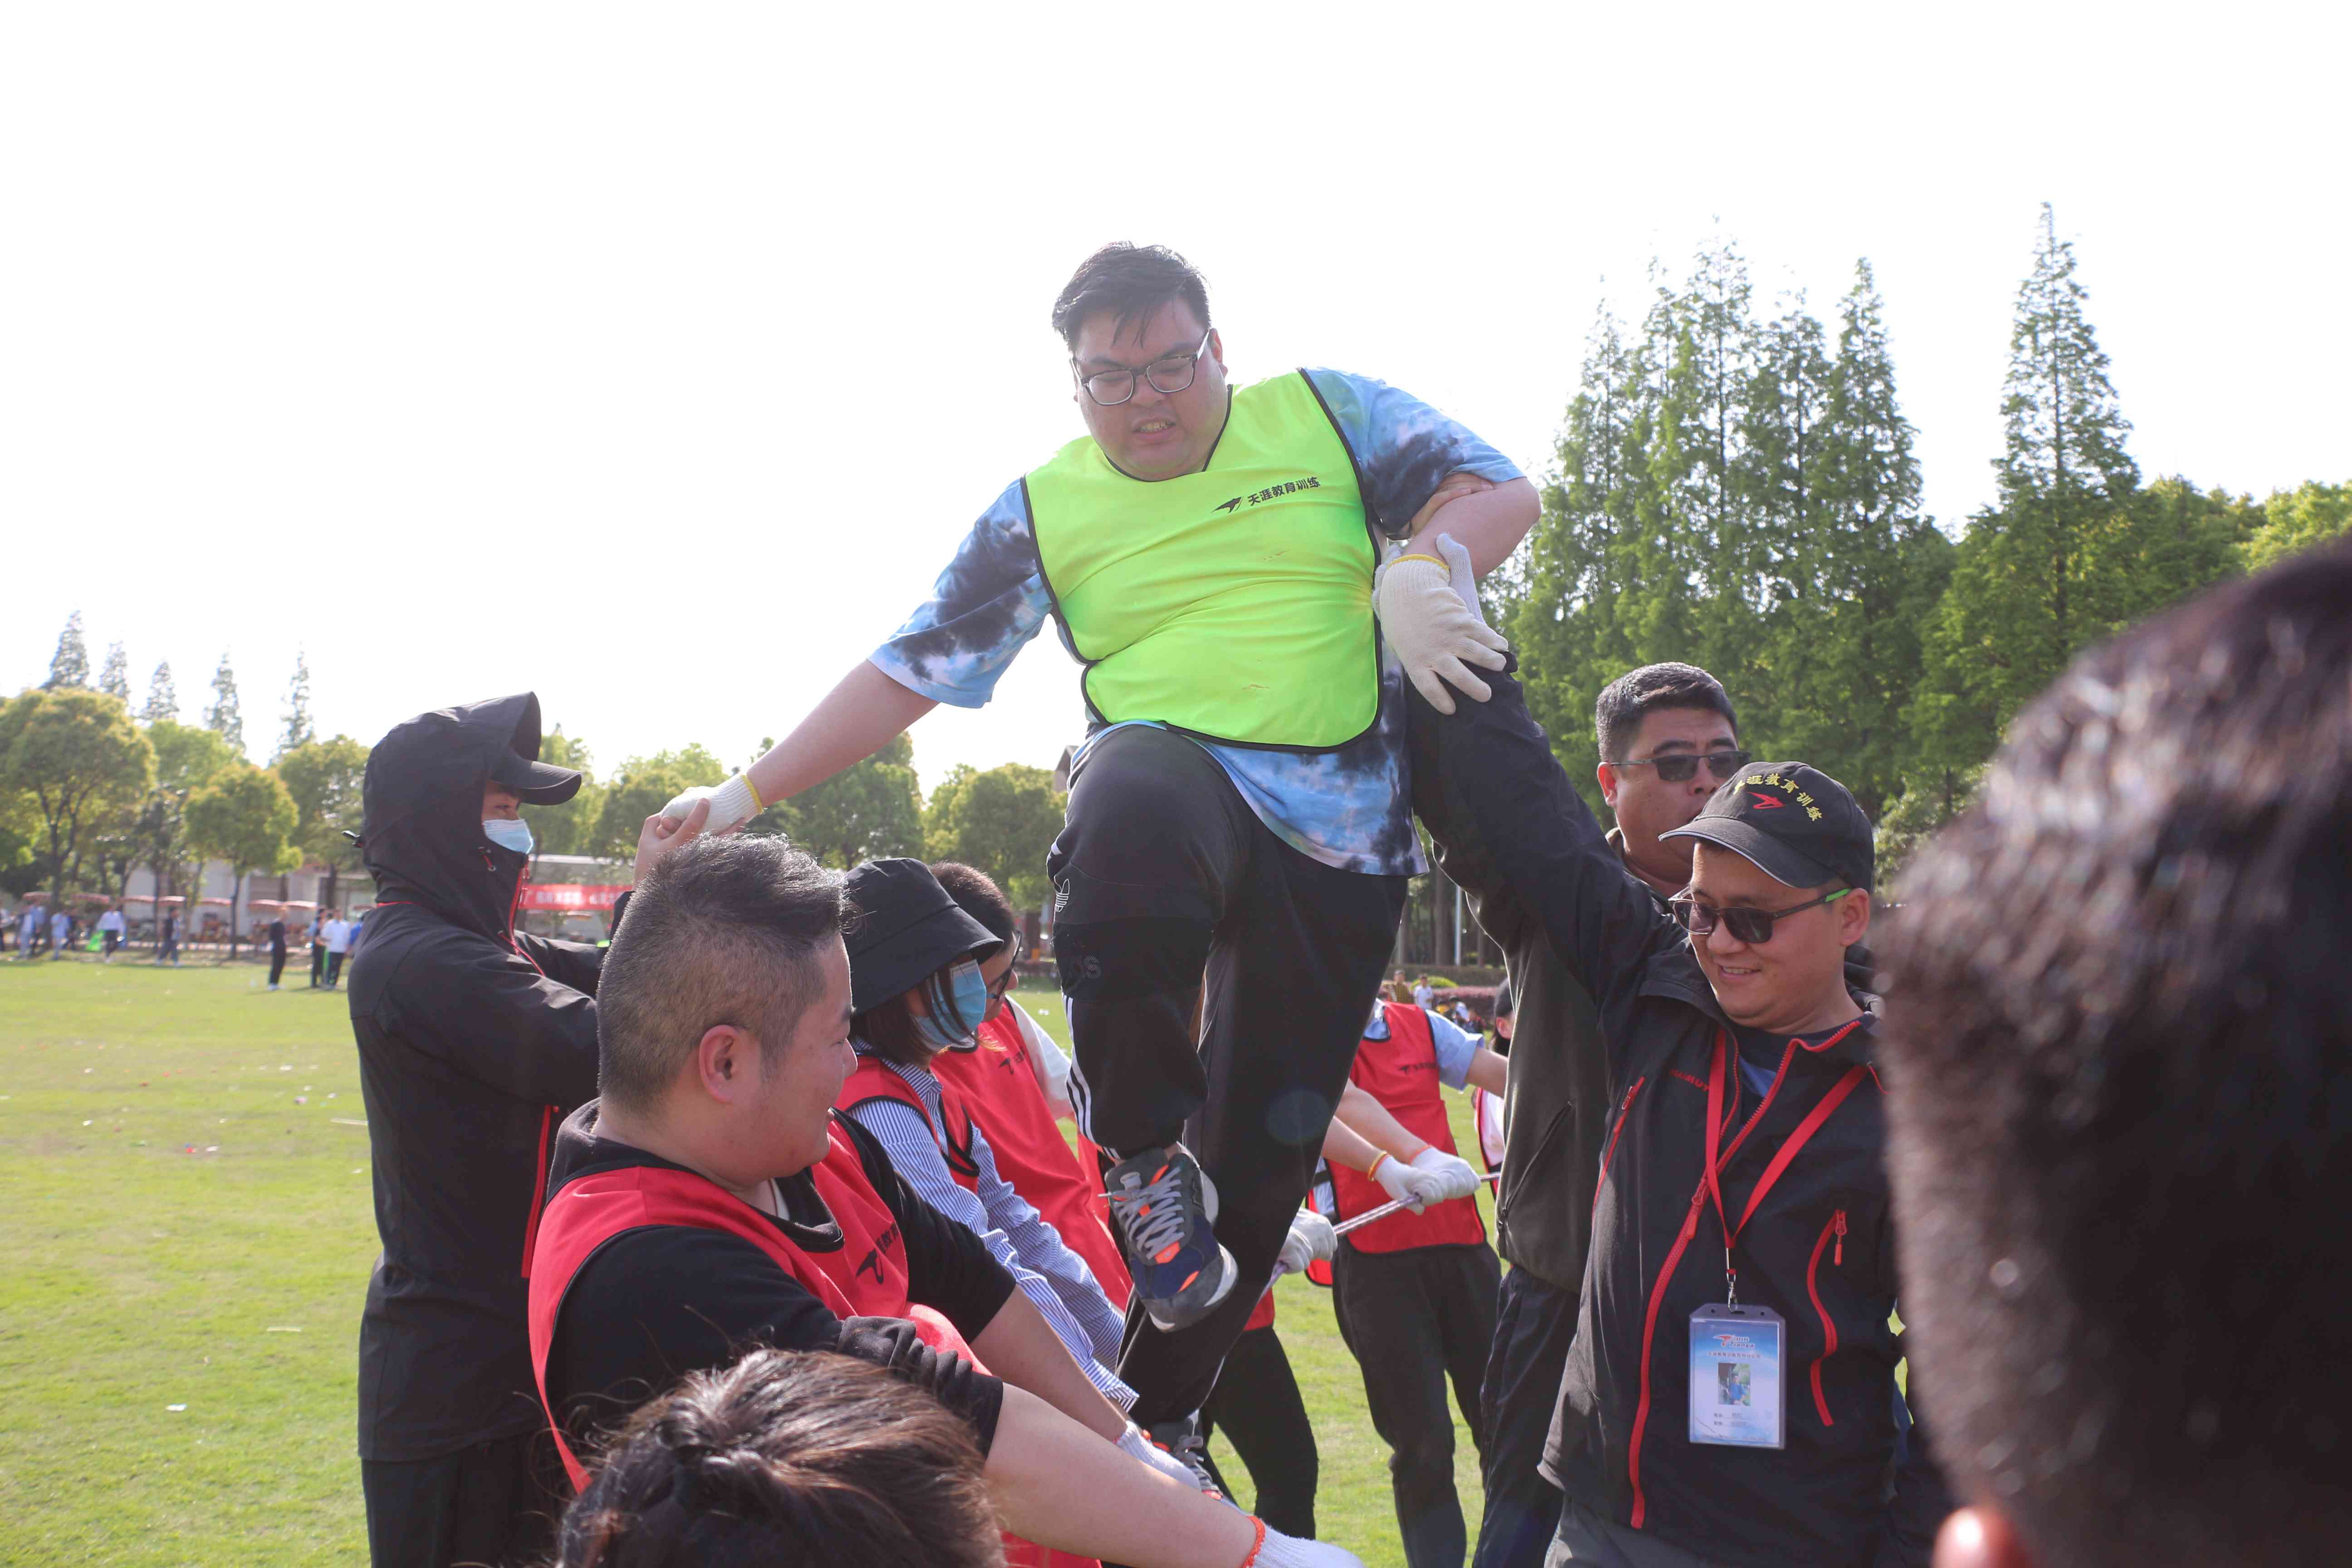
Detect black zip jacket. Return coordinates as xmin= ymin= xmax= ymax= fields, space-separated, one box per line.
xmin=348 ymin=694 xmax=612 ymax=1462
xmin=1411 ymin=663 xmax=1948 ymax=1568
xmin=543 ymin=1105 xmax=1014 ymax=1460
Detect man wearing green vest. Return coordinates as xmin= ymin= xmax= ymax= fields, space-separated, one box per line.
xmin=666 ymin=243 xmax=1536 ymax=1428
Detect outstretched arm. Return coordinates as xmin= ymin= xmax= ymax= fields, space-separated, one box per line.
xmin=746 ymin=660 xmax=937 ymax=809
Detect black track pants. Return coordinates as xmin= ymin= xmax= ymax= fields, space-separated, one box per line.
xmin=1052 ymin=725 xmax=1406 ymax=1422
xmin=1200 ymin=1322 xmax=1320 ymax=1539
xmin=1333 ymin=1240 xmax=1502 ymax=1568
xmin=361 ymin=1430 xmax=564 ymax=1568
xmin=1473 ymin=1267 xmax=1575 ymax=1568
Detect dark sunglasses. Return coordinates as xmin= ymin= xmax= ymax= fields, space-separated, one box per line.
xmin=1612 ymin=749 xmax=1751 ymax=785
xmin=1669 ymin=887 xmax=1856 ymax=944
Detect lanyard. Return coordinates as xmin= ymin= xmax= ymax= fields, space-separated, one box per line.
xmin=1699 ymin=1021 xmax=1868 ymax=1304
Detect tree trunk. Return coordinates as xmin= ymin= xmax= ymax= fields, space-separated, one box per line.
xmin=229 ymin=870 xmax=243 ymax=960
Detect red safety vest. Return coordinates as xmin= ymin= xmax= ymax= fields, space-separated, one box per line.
xmin=838 ymin=1054 xmax=983 ymax=1192
xmin=524 ymin=1120 xmax=1093 ymax=1568
xmin=937 ymin=1012 xmax=1134 ymax=1311
xmin=1327 ymin=1003 xmax=1487 ymax=1254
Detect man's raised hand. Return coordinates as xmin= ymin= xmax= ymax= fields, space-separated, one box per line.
xmin=633 ymin=795 xmax=709 ymax=885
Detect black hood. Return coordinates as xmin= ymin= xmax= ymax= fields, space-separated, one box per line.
xmin=358 ymin=692 xmax=582 ymax=943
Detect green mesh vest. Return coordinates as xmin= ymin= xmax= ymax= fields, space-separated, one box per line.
xmin=1024 ymin=371 xmax=1381 ymax=750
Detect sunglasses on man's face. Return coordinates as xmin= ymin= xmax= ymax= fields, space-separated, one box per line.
xmin=1669 ymin=887 xmax=1856 ymax=945
xmin=1612 ymin=749 xmax=1751 ymax=785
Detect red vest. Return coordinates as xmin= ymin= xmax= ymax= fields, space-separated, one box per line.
xmin=524 ymin=1120 xmax=1094 ymax=1568
xmin=936 ymin=1012 xmax=1134 ymax=1311
xmin=526 ymin=1118 xmax=972 ymax=1491
xmin=838 ymin=1054 xmax=982 ymax=1192
xmin=1328 ymin=1003 xmax=1487 ymax=1254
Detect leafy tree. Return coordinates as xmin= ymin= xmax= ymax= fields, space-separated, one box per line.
xmin=142 ymin=662 xmax=179 ymax=724
xmin=2241 ymin=480 xmax=2351 ymax=572
xmin=0 ymin=786 xmax=39 ymax=898
xmin=750 ymin=733 xmax=923 ymax=869
xmin=206 ymin=653 xmax=245 ymax=757
xmin=525 ymin=727 xmax=606 ymax=862
xmin=44 ymin=612 xmax=90 ymax=690
xmin=278 ymin=650 xmax=315 ymax=758
xmin=99 ymin=642 xmax=131 ymax=702
xmin=186 ymin=761 xmax=299 ymax=958
xmin=922 ymin=762 xmax=1064 ymax=911
xmin=277 ymin=735 xmax=369 ymax=910
xmin=0 ymin=688 xmax=156 ymax=899
xmin=140 ymin=721 xmax=239 ymax=916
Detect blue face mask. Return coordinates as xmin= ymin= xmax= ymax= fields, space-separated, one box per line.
xmin=913 ymin=960 xmax=990 ymax=1050
xmin=483 ymin=817 xmax=534 ymax=856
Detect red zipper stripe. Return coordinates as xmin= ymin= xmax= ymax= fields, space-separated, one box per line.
xmin=1592 ymin=1078 xmax=1646 ymax=1218
xmin=1806 ymin=1209 xmax=1844 ymax=1425
xmin=1627 ymin=1191 xmax=1705 ymax=1529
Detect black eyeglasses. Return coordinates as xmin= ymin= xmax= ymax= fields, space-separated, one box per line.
xmin=1612 ymin=749 xmax=1750 ymax=785
xmin=1669 ymin=887 xmax=1856 ymax=944
xmin=985 ymin=936 xmax=1026 ymax=1007
xmin=1074 ymin=328 xmax=1212 ymax=407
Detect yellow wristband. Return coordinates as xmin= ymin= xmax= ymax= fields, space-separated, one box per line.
xmin=741 ymin=774 xmax=764 ymax=813
xmin=1367 ymin=1151 xmax=1390 ymax=1181
xmin=1391 ymin=553 xmax=1447 ymax=571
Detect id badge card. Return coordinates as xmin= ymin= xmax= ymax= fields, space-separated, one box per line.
xmin=1689 ymin=1303 xmax=1785 ymax=1449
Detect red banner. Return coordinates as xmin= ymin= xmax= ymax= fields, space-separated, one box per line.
xmin=518 ymin=883 xmax=629 ymax=912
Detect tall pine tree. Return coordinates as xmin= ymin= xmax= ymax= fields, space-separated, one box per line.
xmin=99 ymin=642 xmax=132 ymax=702
xmin=206 ymin=653 xmax=246 ymax=757
xmin=44 ymin=612 xmax=90 ymax=690
xmin=1754 ymin=264 xmax=1950 ymax=814
xmin=279 ymin=650 xmax=315 ymax=758
xmin=1910 ymin=205 xmax=2142 ymax=791
xmin=143 ymin=662 xmax=180 ymax=725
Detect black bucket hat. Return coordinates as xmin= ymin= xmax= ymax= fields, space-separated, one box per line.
xmin=842 ymin=859 xmax=999 ymax=1015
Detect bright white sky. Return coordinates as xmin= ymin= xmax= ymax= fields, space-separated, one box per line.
xmin=6 ymin=2 xmax=2343 ymax=792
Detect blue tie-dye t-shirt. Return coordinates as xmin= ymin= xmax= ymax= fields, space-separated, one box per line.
xmin=869 ymin=368 xmax=1523 ymax=877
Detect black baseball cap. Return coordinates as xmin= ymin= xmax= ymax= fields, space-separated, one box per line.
xmin=842 ymin=859 xmax=998 ymax=1015
xmin=1659 ymin=760 xmax=1874 ymax=894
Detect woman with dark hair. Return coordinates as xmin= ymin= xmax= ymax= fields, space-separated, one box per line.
xmin=554 ymin=1348 xmax=1006 ymax=1568
xmin=834 ymin=860 xmax=1135 ymax=1418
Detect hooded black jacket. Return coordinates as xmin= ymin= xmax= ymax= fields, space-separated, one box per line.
xmin=348 ymin=694 xmax=612 ymax=1463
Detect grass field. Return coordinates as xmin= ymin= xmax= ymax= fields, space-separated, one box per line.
xmin=0 ymin=962 xmax=1494 ymax=1566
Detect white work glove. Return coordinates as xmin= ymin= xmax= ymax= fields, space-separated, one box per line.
xmin=1372 ymin=531 xmax=1508 ymax=715
xmin=1371 ymin=1152 xmax=1448 ymax=1214
xmin=1255 ymin=1523 xmax=1369 ymax=1568
xmin=1409 ymin=1146 xmax=1483 ymax=1203
xmin=1118 ymin=1422 xmax=1218 ymax=1494
xmin=1277 ymin=1208 xmax=1337 ymax=1276
xmin=660 ymin=774 xmax=763 ymax=838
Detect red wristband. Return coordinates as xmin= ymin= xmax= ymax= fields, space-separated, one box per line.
xmin=1237 ymin=1515 xmax=1269 ymax=1568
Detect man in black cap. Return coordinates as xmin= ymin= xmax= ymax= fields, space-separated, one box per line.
xmin=348 ymin=692 xmax=710 ymax=1568
xmin=1404 ymin=641 xmax=1949 ymax=1561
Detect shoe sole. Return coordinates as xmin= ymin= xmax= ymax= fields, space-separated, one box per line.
xmin=1142 ymin=1242 xmax=1240 ymax=1332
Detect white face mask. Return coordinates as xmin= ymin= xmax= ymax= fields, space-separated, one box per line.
xmin=483 ymin=817 xmax=534 ymax=855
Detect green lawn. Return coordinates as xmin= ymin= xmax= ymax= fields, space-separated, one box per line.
xmin=0 ymin=962 xmax=1495 ymax=1566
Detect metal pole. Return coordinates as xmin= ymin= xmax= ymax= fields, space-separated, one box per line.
xmin=1453 ymin=882 xmax=1464 ymax=966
